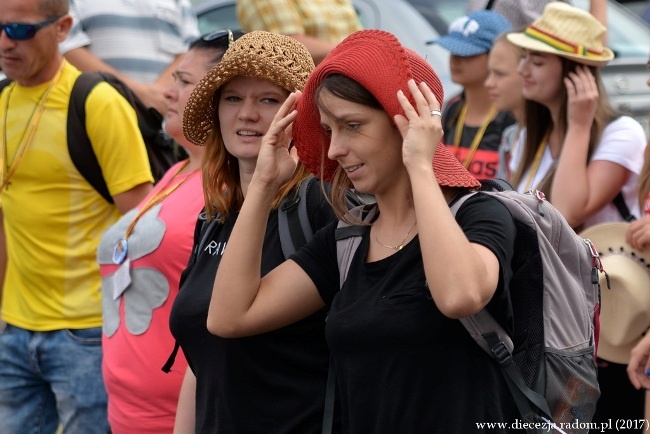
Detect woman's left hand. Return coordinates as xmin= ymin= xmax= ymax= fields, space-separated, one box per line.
xmin=394 ymin=79 xmax=444 ymax=172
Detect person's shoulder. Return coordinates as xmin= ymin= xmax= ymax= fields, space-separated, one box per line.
xmin=599 ymin=116 xmax=647 ymax=149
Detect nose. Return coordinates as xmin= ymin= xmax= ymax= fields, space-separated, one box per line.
xmin=327 ymin=130 xmax=346 ymax=162
xmin=163 ymin=83 xmax=176 ymax=102
xmin=484 ymin=73 xmax=494 ymax=89
xmin=238 ymin=98 xmax=259 ymax=121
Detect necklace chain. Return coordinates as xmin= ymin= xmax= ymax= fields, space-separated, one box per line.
xmin=375 ymin=220 xmax=417 ymax=251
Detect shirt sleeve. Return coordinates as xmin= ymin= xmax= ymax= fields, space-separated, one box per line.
xmin=84 ymin=82 xmax=154 ymax=196
xmin=590 ymin=116 xmax=647 ymax=175
xmin=454 ymin=193 xmax=517 ymax=332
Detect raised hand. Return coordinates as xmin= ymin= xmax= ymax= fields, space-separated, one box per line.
xmin=565 ymin=65 xmax=599 ymax=130
xmin=253 ymin=91 xmax=302 ymax=188
xmin=394 ymin=79 xmax=444 ymax=172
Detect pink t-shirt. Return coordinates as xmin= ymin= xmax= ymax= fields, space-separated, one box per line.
xmin=97 ymin=162 xmax=203 ymax=434
xmin=643 ymin=193 xmax=650 ymax=216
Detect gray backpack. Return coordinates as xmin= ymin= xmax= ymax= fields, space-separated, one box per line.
xmin=332 ymin=179 xmax=604 ymax=434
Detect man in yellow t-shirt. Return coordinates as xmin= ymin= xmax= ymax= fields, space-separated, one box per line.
xmin=0 ymin=0 xmax=153 ymax=432
xmin=237 ymin=0 xmax=362 ymax=64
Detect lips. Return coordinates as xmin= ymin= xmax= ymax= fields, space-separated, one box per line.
xmin=237 ymin=130 xmax=262 ymax=137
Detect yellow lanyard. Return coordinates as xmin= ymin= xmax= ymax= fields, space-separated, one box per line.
xmin=1 ymin=63 xmax=64 ymax=191
xmin=453 ymin=103 xmax=497 ymax=169
xmin=523 ymin=130 xmax=551 ymax=192
xmin=123 ymin=160 xmax=196 ymax=239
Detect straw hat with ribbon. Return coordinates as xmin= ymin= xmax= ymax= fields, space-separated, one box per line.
xmin=580 ymin=222 xmax=650 ymax=364
xmin=183 ymin=30 xmax=315 ymax=146
xmin=292 ymin=29 xmax=480 ymax=189
xmin=507 ymin=1 xmax=614 ymax=67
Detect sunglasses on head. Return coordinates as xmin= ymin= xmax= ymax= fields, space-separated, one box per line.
xmin=201 ymin=29 xmax=235 ymax=47
xmin=0 ymin=16 xmax=62 ymax=41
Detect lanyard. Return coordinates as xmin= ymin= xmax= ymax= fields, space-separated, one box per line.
xmin=113 ymin=160 xmax=197 ymax=265
xmin=123 ymin=160 xmax=196 ymax=239
xmin=523 ymin=130 xmax=551 ymax=192
xmin=453 ymin=103 xmax=497 ymax=169
xmin=1 ymin=63 xmax=64 ymax=191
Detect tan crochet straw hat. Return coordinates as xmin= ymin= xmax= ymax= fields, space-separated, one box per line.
xmin=579 ymin=223 xmax=650 ymax=364
xmin=293 ymin=29 xmax=480 ymax=188
xmin=507 ymin=2 xmax=613 ymax=67
xmin=183 ymin=31 xmax=315 ymax=146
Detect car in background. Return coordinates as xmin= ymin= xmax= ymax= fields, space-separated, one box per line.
xmin=191 ymin=0 xmax=650 ymax=134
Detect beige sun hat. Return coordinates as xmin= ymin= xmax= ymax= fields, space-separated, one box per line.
xmin=507 ymin=2 xmax=614 ymax=67
xmin=580 ymin=222 xmax=650 ymax=364
xmin=183 ymin=30 xmax=315 ymax=146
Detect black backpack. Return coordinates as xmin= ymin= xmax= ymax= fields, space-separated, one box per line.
xmin=0 ymin=72 xmax=184 ymax=203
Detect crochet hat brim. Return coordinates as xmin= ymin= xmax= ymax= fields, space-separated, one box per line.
xmin=293 ymin=29 xmax=480 ymax=189
xmin=183 ymin=31 xmax=315 ymax=146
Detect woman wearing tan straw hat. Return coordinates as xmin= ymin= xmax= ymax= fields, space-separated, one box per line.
xmin=208 ymin=29 xmax=522 ymax=433
xmin=506 ymin=2 xmax=648 ymax=428
xmin=167 ymin=31 xmax=337 ymax=433
xmin=506 ymin=2 xmax=646 ymax=229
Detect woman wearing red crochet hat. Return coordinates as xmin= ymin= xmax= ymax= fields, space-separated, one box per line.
xmin=208 ymin=29 xmax=522 ymax=433
xmin=507 ymin=2 xmax=647 ymax=428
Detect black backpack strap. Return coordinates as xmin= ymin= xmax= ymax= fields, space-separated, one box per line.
xmin=278 ymin=176 xmax=317 ymax=258
xmin=484 ymin=333 xmax=553 ymax=432
xmin=68 ymin=72 xmax=113 ymax=203
xmin=613 ymin=192 xmax=637 ymax=222
xmin=0 ymin=78 xmax=13 ymax=93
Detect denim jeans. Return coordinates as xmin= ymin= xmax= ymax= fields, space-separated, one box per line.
xmin=0 ymin=325 xmax=109 ymax=434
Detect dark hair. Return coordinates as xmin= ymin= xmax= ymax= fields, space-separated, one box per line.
xmin=189 ymin=30 xmax=245 ymax=64
xmin=39 ymin=0 xmax=68 ymax=17
xmin=315 ymin=74 xmax=383 ymax=219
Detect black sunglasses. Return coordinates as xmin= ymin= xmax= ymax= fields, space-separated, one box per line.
xmin=201 ymin=29 xmax=235 ymax=47
xmin=0 ymin=16 xmax=62 ymax=41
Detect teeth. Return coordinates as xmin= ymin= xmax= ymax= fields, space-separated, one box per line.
xmin=238 ymin=130 xmax=259 ymax=136
xmin=346 ymin=165 xmax=361 ymax=172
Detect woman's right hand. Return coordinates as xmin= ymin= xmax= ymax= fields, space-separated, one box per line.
xmin=627 ymin=215 xmax=650 ymax=251
xmin=252 ymin=91 xmax=302 ymax=189
xmin=628 ymin=332 xmax=650 ymax=389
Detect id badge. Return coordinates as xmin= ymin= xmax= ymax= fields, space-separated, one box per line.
xmin=112 ymin=257 xmax=132 ymax=300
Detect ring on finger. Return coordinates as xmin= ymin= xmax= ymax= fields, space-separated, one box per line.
xmin=430 ymin=109 xmax=442 ymax=117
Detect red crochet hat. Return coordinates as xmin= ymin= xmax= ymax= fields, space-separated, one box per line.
xmin=293 ymin=29 xmax=480 ymax=188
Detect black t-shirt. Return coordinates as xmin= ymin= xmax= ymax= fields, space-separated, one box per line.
xmin=292 ymin=193 xmax=520 ymax=433
xmin=169 ymin=181 xmax=337 ymax=433
xmin=443 ymin=95 xmax=517 ymax=179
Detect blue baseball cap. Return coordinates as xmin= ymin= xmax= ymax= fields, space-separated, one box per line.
xmin=427 ymin=10 xmax=512 ymax=56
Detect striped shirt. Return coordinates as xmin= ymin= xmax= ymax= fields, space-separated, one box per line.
xmin=61 ymin=0 xmax=199 ymax=83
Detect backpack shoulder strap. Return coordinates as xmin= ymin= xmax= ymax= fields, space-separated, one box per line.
xmin=335 ymin=204 xmax=377 ymax=288
xmin=68 ymin=72 xmax=113 ymax=203
xmin=0 ymin=78 xmax=13 ymax=93
xmin=277 ymin=176 xmax=318 ymax=258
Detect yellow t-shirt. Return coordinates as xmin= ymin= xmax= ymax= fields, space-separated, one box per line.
xmin=0 ymin=61 xmax=154 ymax=330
